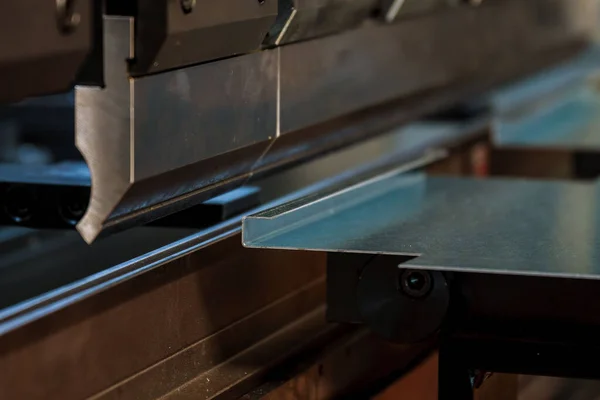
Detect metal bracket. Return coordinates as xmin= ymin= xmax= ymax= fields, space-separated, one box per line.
xmin=242 ymin=173 xmax=600 ymax=396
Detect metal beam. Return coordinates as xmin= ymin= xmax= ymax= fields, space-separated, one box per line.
xmin=76 ymin=0 xmax=596 ymax=243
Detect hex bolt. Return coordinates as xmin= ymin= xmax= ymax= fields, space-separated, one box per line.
xmin=181 ymin=0 xmax=196 ymax=14
xmin=4 ymin=185 xmax=35 ymax=223
xmin=56 ymin=0 xmax=80 ymax=34
xmin=399 ymin=270 xmax=433 ymax=299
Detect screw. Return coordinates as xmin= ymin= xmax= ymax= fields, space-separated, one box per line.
xmin=181 ymin=0 xmax=196 ymax=14
xmin=58 ymin=189 xmax=89 ymax=226
xmin=4 ymin=185 xmax=35 ymax=224
xmin=56 ymin=0 xmax=80 ymax=34
xmin=59 ymin=200 xmax=86 ymax=225
xmin=399 ymin=270 xmax=433 ymax=299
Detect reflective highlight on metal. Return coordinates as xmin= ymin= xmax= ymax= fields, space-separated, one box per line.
xmin=132 ymin=0 xmax=277 ymax=75
xmin=383 ymin=0 xmax=447 ymax=22
xmin=492 ymin=48 xmax=600 ymax=150
xmin=75 ymin=0 xmax=596 ymax=243
xmin=243 ymin=175 xmax=600 ymax=279
xmin=76 ymin=17 xmax=132 ymax=244
xmin=132 ymin=51 xmax=278 ymax=181
xmin=278 ymin=0 xmax=595 ymax=134
xmin=76 ymin=17 xmax=278 ymax=243
xmin=0 ymin=116 xmax=469 ymax=336
xmin=264 ymin=0 xmax=378 ymax=46
xmin=495 ymin=87 xmax=600 ymax=150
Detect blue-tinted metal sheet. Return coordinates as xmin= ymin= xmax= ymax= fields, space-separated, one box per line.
xmin=243 ymin=175 xmax=600 ymax=279
xmin=492 ymin=47 xmax=600 ymax=151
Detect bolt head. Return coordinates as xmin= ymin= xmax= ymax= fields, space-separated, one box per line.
xmin=399 ymin=270 xmax=433 ymax=299
xmin=181 ymin=0 xmax=196 ymax=14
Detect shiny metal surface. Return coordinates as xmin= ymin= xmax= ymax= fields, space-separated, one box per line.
xmin=76 ymin=0 xmax=596 ymax=243
xmin=278 ymin=0 xmax=596 ymax=134
xmin=133 ymin=51 xmax=278 ymax=181
xmin=264 ymin=0 xmax=378 ymax=46
xmin=488 ymin=48 xmax=600 ymax=115
xmin=132 ymin=0 xmax=277 ymax=75
xmin=76 ymin=18 xmax=277 ymax=243
xmin=76 ymin=17 xmax=133 ymax=244
xmin=243 ymin=175 xmax=600 ymax=279
xmin=0 ymin=162 xmax=89 ymax=186
xmin=491 ymin=49 xmax=600 ymax=150
xmin=383 ymin=0 xmax=447 ymax=22
xmin=495 ymin=87 xmax=600 ymax=150
xmin=0 ymin=117 xmax=486 ymax=336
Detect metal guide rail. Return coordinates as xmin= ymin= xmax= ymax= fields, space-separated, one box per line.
xmin=487 ymin=49 xmax=600 ymax=180
xmin=0 ymin=0 xmax=596 ymax=244
xmin=4 ymin=45 xmax=600 ymax=235
xmin=0 ymin=121 xmax=485 ymax=400
xmin=243 ymin=174 xmax=600 ymax=278
xmin=0 ymin=119 xmax=482 ymax=333
xmin=0 ymin=0 xmax=595 ymax=244
xmin=242 ymin=172 xmax=600 ymax=398
xmin=491 ymin=48 xmax=600 ymax=151
xmin=73 ymin=0 xmax=595 ymax=243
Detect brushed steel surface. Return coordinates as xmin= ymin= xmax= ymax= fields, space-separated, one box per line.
xmin=278 ymin=0 xmax=596 ymax=134
xmin=90 ymin=281 xmax=328 ymax=400
xmin=488 ymin=48 xmax=600 ymax=115
xmin=132 ymin=0 xmax=277 ymax=74
xmin=265 ymin=0 xmax=378 ymax=46
xmin=5 ymin=122 xmax=465 ymax=337
xmin=76 ymin=17 xmax=133 ymax=244
xmin=383 ymin=0 xmax=447 ymax=22
xmin=75 ymin=0 xmax=596 ymax=243
xmin=133 ymin=51 xmax=278 ymax=181
xmin=243 ymin=175 xmax=600 ymax=279
xmin=495 ymin=86 xmax=600 ymax=151
xmin=76 ymin=17 xmax=278 ymax=243
xmin=491 ymin=48 xmax=600 ymax=151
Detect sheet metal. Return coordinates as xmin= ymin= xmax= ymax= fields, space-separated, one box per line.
xmin=243 ymin=175 xmax=600 ymax=279
xmin=0 ymin=116 xmax=490 ymax=338
xmin=494 ymin=87 xmax=600 ymax=150
xmin=76 ymin=0 xmax=596 ymax=243
xmin=491 ymin=48 xmax=600 ymax=151
xmin=278 ymin=0 xmax=595 ymax=134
